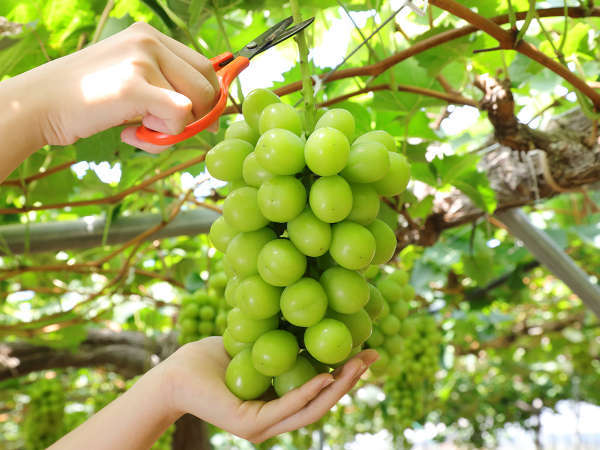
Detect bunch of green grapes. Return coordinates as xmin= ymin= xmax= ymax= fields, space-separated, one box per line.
xmin=177 ymin=289 xmax=228 ymax=345
xmin=363 ymin=268 xmax=415 ymax=375
xmin=23 ymin=377 xmax=66 ymax=450
xmin=381 ymin=314 xmax=442 ymax=438
xmin=206 ymin=89 xmax=410 ymax=400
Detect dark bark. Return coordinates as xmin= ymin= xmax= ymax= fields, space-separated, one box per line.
xmin=172 ymin=414 xmax=211 ymax=450
xmin=0 ymin=328 xmax=178 ymax=380
xmin=399 ymin=96 xmax=600 ymax=248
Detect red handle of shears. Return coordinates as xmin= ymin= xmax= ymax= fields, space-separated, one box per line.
xmin=135 ymin=52 xmax=250 ymax=146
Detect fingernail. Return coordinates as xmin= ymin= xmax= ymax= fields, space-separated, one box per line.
xmin=353 ymin=361 xmax=367 ymax=379
xmin=321 ymin=376 xmax=334 ymax=389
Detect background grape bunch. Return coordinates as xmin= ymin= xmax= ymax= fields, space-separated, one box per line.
xmin=23 ymin=378 xmax=66 ymax=450
xmin=177 ymin=286 xmax=229 ymax=345
xmin=206 ymin=89 xmax=411 ymax=400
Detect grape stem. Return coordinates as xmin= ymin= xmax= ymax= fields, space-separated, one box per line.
xmin=289 ymin=0 xmax=316 ymax=133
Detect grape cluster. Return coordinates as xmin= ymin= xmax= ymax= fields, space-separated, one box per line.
xmin=363 ymin=268 xmax=416 ymax=375
xmin=381 ymin=313 xmax=442 ymax=437
xmin=23 ymin=377 xmax=65 ymax=450
xmin=206 ymin=89 xmax=410 ymax=400
xmin=177 ymin=288 xmax=228 ymax=345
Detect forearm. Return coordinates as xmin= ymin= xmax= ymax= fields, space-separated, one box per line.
xmin=0 ymin=71 xmax=48 ymax=182
xmin=49 ymin=364 xmax=180 ymax=450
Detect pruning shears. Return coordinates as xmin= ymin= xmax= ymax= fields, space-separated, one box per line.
xmin=136 ymin=16 xmax=314 ymax=146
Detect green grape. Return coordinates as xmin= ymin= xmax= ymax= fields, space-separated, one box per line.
xmin=320 ymin=267 xmax=370 ymax=314
xmin=209 ymin=272 xmax=227 ymax=292
xmin=377 ymin=200 xmax=399 ymax=230
xmin=379 ymin=298 xmax=390 ymax=319
xmin=255 ymin=128 xmax=305 ymax=175
xmin=227 ymin=307 xmax=279 ymax=343
xmin=227 ymin=179 xmax=247 ymax=192
xmin=366 ymin=327 xmax=384 ymax=347
xmin=379 ymin=314 xmax=401 ymax=336
xmin=242 ymin=152 xmax=274 ymax=187
xmin=287 ymin=208 xmax=331 ymax=257
xmin=376 ymin=277 xmax=403 ymax=303
xmin=372 ymin=152 xmax=410 ymax=196
xmin=365 ymin=284 xmax=385 ymax=320
xmin=257 ymin=239 xmax=307 ymax=287
xmin=225 ymin=349 xmax=272 ymax=400
xmin=388 ymin=269 xmax=409 ymax=285
xmin=369 ymin=347 xmax=389 ymax=374
xmin=347 ymin=184 xmax=380 ymax=225
xmin=181 ymin=318 xmax=197 ymax=335
xmin=309 ymin=175 xmax=353 ymax=223
xmin=200 ymin=305 xmax=216 ymax=320
xmin=225 ymin=120 xmax=260 ymax=145
xmin=257 ymin=176 xmax=307 ymax=222
xmin=181 ymin=302 xmax=200 ymax=318
xmin=400 ymin=284 xmax=416 ymax=301
xmin=259 ymin=102 xmax=303 ymax=136
xmin=353 ymin=130 xmax=395 ymax=152
xmin=367 ymin=219 xmax=397 ymax=265
xmin=280 ymin=278 xmax=328 ymax=327
xmin=216 ymin=311 xmax=228 ymax=334
xmin=304 ymin=127 xmax=350 ymax=176
xmin=363 ymin=265 xmax=380 ymax=279
xmin=236 ymin=274 xmax=282 ymax=319
xmin=242 ymin=88 xmax=280 ymax=132
xmin=206 ymin=139 xmax=254 ymax=181
xmin=304 ymin=318 xmax=353 ymax=364
xmin=384 ymin=334 xmax=404 ymax=355
xmin=223 ymin=186 xmax=268 ymax=232
xmin=208 ymin=216 xmax=239 ymax=252
xmin=198 ymin=320 xmax=214 ymax=335
xmin=223 ymin=329 xmax=252 ymax=357
xmin=341 ymin=141 xmax=390 ymax=183
xmin=329 ymin=221 xmax=376 ymax=270
xmin=225 ymin=228 xmax=276 ymax=278
xmin=328 ymin=308 xmax=372 ymax=347
xmin=391 ymin=299 xmax=409 ymax=319
xmin=314 ymin=108 xmax=355 ymax=141
xmin=252 ymin=330 xmax=299 ymax=376
xmin=274 ymin=355 xmax=318 ymax=397
xmin=225 ymin=277 xmax=240 ymax=307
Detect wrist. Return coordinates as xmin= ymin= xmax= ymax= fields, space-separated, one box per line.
xmin=145 ymin=361 xmax=185 ymax=425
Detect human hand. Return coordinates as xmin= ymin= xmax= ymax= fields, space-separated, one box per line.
xmin=161 ymin=336 xmax=378 ymax=443
xmin=27 ymin=22 xmax=219 ymax=153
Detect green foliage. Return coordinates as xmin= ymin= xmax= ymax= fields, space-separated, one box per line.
xmin=1 ymin=0 xmax=600 ymax=448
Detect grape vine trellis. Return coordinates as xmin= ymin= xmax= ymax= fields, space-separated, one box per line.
xmin=1 ymin=0 xmax=600 ymax=449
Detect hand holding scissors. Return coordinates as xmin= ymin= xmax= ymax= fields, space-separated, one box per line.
xmin=136 ymin=16 xmax=314 ymax=146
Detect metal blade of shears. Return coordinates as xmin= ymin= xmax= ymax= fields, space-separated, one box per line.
xmin=265 ymin=17 xmax=314 ymax=50
xmin=236 ymin=16 xmax=314 ymax=60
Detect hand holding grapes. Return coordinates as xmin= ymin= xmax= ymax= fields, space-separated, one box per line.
xmin=163 ymin=337 xmax=378 ymax=443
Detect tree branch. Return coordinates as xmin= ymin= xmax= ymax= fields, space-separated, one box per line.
xmin=0 ymin=328 xmax=177 ymax=380
xmin=221 ymin=7 xmax=600 ymax=114
xmin=429 ymin=0 xmax=600 ymax=110
xmin=318 ymin=83 xmax=478 ymax=108
xmin=0 ymin=154 xmax=206 ymax=214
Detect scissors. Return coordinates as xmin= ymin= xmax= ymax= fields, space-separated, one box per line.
xmin=136 ymin=16 xmax=314 ymax=145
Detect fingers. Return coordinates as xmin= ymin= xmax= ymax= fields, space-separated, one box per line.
xmin=136 ymin=23 xmax=219 ymax=94
xmin=253 ymin=373 xmax=334 ymax=429
xmin=152 ymin=42 xmax=219 ymax=119
xmin=257 ymin=350 xmax=379 ymax=440
xmin=120 ymin=126 xmax=171 ymax=153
